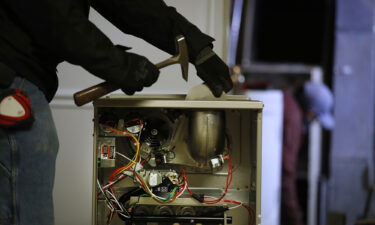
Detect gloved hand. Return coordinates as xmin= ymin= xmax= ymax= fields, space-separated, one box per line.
xmin=120 ymin=52 xmax=160 ymax=95
xmin=195 ymin=47 xmax=233 ymax=97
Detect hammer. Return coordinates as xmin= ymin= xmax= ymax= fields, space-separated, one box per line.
xmin=73 ymin=36 xmax=189 ymax=106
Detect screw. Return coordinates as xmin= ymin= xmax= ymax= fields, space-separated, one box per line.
xmin=151 ymin=129 xmax=158 ymax=136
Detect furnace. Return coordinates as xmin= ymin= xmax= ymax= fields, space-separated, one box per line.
xmin=92 ymin=94 xmax=262 ymax=225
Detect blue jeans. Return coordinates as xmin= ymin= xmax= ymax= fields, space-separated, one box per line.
xmin=0 ymin=77 xmax=59 ymax=225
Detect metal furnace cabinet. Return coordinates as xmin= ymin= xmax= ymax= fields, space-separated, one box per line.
xmin=92 ymin=95 xmax=263 ymax=225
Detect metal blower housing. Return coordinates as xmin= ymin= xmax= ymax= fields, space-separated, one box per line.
xmin=188 ymin=110 xmax=225 ymax=166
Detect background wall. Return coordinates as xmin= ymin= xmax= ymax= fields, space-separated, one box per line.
xmin=50 ymin=1 xmax=231 ymax=225
xmin=326 ymin=0 xmax=375 ymax=224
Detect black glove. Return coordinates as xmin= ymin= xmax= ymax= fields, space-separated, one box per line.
xmin=120 ymin=52 xmax=160 ymax=95
xmin=195 ymin=47 xmax=233 ymax=97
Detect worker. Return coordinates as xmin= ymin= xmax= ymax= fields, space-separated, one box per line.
xmin=0 ymin=1 xmax=233 ymax=225
xmin=281 ymin=81 xmax=334 ymax=225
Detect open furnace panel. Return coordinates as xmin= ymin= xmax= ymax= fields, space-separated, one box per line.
xmin=93 ymin=95 xmax=262 ymax=225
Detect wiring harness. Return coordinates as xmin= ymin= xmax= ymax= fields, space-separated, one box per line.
xmin=96 ymin=126 xmax=255 ymax=225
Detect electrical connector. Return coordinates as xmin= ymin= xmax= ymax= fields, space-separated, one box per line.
xmin=192 ymin=193 xmax=205 ymax=203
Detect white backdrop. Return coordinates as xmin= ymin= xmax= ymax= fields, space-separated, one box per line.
xmin=51 ymin=1 xmax=230 ymax=225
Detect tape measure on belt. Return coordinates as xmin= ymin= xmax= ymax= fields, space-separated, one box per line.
xmin=0 ymin=89 xmax=34 ymax=127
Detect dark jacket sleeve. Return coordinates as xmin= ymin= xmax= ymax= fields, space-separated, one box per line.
xmin=90 ymin=0 xmax=215 ymax=62
xmin=2 ymin=0 xmax=135 ymax=87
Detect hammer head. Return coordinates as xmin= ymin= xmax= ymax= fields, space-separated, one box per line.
xmin=175 ymin=36 xmax=189 ymax=81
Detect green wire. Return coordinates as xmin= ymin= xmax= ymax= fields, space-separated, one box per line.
xmin=157 ymin=187 xmax=178 ymax=202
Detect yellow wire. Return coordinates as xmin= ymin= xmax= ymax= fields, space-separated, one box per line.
xmin=105 ymin=126 xmax=140 ymax=177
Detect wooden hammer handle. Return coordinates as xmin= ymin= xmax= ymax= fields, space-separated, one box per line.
xmin=73 ymin=35 xmax=187 ymax=106
xmin=73 ymin=57 xmax=177 ymax=106
xmin=73 ymin=82 xmax=118 ymax=106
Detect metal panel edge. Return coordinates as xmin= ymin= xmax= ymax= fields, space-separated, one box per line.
xmin=256 ymin=110 xmax=263 ymax=225
xmin=94 ymin=99 xmax=263 ymax=110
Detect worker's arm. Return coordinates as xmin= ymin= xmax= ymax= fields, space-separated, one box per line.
xmin=91 ymin=0 xmax=233 ymax=96
xmin=2 ymin=0 xmax=159 ymax=93
xmin=90 ymin=0 xmax=214 ymax=62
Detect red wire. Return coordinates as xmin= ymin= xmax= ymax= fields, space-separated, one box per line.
xmin=182 ymin=157 xmax=254 ymax=225
xmin=104 ymin=154 xmax=149 ymax=193
xmin=203 ymin=155 xmax=233 ymax=204
xmin=182 ymin=169 xmax=194 ymax=195
xmin=108 ymin=167 xmax=126 ymax=182
xmin=97 ymin=174 xmax=128 ymax=196
xmin=174 ymin=169 xmax=189 ymax=196
xmin=224 ymin=200 xmax=255 ymax=225
xmin=140 ymin=154 xmax=151 ymax=165
xmin=182 ymin=156 xmax=233 ymax=203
